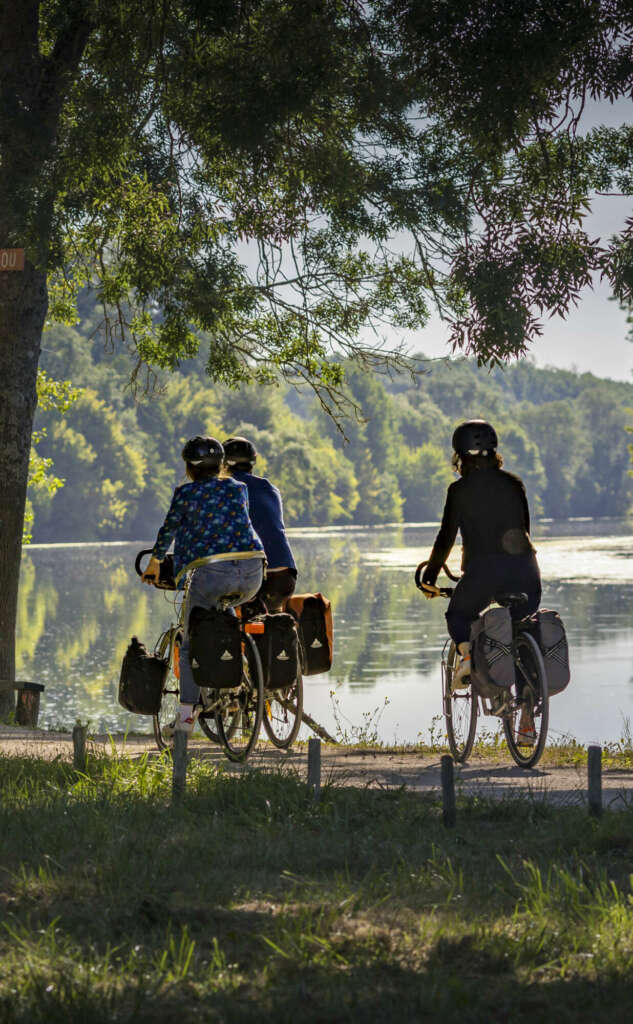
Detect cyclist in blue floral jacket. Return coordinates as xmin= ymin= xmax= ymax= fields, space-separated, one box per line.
xmin=142 ymin=436 xmax=265 ymax=732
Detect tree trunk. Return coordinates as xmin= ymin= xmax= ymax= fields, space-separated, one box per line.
xmin=0 ymin=264 xmax=47 ymax=718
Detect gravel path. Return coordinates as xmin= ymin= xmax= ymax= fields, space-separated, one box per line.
xmin=2 ymin=726 xmax=632 ymax=809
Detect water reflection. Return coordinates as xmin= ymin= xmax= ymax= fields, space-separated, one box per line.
xmin=17 ymin=521 xmax=633 ymax=744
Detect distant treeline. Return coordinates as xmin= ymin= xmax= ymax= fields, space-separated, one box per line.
xmin=30 ymin=306 xmax=633 ymax=542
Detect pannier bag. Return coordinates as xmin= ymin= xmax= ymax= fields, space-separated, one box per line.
xmin=188 ymin=606 xmax=242 ymax=689
xmin=532 ymin=609 xmax=570 ymax=696
xmin=119 ymin=636 xmax=167 ymax=716
xmin=469 ymin=607 xmax=515 ymax=699
xmin=285 ymin=593 xmax=333 ymax=675
xmin=252 ymin=613 xmax=299 ymax=690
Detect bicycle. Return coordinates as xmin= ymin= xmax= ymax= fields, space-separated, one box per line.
xmin=135 ymin=550 xmax=265 ymax=763
xmin=414 ymin=560 xmax=549 ymax=769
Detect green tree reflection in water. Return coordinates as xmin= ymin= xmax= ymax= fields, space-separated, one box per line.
xmin=15 ymin=524 xmax=633 ymax=743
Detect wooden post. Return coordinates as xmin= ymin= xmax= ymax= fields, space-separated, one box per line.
xmin=172 ymin=730 xmax=188 ymax=801
xmin=307 ymin=737 xmax=321 ymax=802
xmin=588 ymin=745 xmax=602 ymax=817
xmin=72 ymin=722 xmax=87 ymax=771
xmin=440 ymin=754 xmax=456 ymax=827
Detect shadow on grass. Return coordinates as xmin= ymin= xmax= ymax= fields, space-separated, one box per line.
xmin=1 ymin=754 xmax=633 ymax=1022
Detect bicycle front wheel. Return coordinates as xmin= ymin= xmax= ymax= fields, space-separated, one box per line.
xmin=443 ymin=642 xmax=478 ymax=763
xmin=216 ymin=634 xmax=264 ymax=762
xmin=153 ymin=628 xmax=181 ymax=752
xmin=503 ymin=631 xmax=549 ymax=769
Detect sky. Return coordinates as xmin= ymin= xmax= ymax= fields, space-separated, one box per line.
xmin=410 ymin=98 xmax=633 ymax=382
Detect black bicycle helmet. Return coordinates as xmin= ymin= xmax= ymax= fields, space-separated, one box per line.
xmin=223 ymin=436 xmax=257 ymax=466
xmin=452 ymin=420 xmax=498 ymax=455
xmin=181 ymin=435 xmax=224 ymax=465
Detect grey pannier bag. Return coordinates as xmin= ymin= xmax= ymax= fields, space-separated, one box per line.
xmin=469 ymin=606 xmax=515 ymax=699
xmin=532 ymin=609 xmax=570 ymax=695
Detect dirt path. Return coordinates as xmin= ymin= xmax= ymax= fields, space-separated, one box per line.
xmin=2 ymin=726 xmax=631 ymax=809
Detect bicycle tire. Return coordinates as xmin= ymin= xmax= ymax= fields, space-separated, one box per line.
xmin=153 ymin=628 xmax=181 ymax=752
xmin=262 ymin=665 xmax=304 ymax=749
xmin=443 ymin=642 xmax=478 ymax=763
xmin=198 ymin=708 xmax=240 ymax=744
xmin=216 ymin=634 xmax=264 ymax=762
xmin=503 ymin=631 xmax=549 ymax=769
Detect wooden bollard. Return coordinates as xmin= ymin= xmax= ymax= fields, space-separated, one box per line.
xmin=307 ymin=737 xmax=321 ymax=802
xmin=172 ymin=730 xmax=188 ymax=801
xmin=72 ymin=722 xmax=88 ymax=771
xmin=588 ymin=745 xmax=602 ymax=817
xmin=440 ymin=754 xmax=456 ymax=827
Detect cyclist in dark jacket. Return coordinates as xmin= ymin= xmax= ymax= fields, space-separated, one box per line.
xmin=421 ymin=421 xmax=541 ymax=740
xmin=223 ymin=437 xmax=297 ymax=612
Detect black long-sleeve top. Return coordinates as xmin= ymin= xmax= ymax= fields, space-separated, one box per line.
xmin=423 ymin=466 xmax=535 ymax=584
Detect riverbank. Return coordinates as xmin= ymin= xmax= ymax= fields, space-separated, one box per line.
xmin=1 ymin=750 xmax=633 ymax=1022
xmin=2 ymin=727 xmax=633 ymax=808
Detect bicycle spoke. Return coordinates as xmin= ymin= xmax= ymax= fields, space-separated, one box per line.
xmin=503 ymin=632 xmax=549 ymax=769
xmin=443 ymin=642 xmax=477 ymax=763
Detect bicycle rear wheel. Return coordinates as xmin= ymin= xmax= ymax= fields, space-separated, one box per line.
xmin=503 ymin=631 xmax=549 ymax=769
xmin=216 ymin=634 xmax=264 ymax=762
xmin=443 ymin=641 xmax=478 ymax=763
xmin=198 ymin=709 xmax=239 ymax=744
xmin=263 ymin=666 xmax=304 ymax=749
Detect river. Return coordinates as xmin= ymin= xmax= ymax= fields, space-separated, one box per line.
xmin=16 ymin=519 xmax=633 ymax=746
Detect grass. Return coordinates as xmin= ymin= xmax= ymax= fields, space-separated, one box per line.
xmin=1 ymin=752 xmax=633 ymax=1021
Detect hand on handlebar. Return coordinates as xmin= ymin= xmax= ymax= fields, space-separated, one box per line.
xmin=420 ymin=581 xmax=441 ymax=599
xmin=141 ymin=556 xmax=161 ymax=585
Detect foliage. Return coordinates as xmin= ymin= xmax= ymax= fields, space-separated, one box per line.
xmin=24 ymin=372 xmax=81 ymax=543
xmin=28 ymin=311 xmax=633 ymax=541
xmin=5 ymin=2 xmax=633 ymax=396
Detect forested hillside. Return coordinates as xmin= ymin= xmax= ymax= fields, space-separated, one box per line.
xmin=30 ymin=305 xmax=633 ymax=542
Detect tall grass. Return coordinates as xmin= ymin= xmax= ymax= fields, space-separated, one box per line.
xmin=1 ymin=752 xmax=633 ymax=1021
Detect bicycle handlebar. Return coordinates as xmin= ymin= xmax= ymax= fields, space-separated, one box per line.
xmin=135 ymin=549 xmax=177 ymax=590
xmin=134 ymin=549 xmax=153 ymax=578
xmin=414 ymin=559 xmax=458 ymax=598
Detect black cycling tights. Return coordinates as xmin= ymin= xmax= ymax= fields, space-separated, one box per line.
xmin=445 ymin=553 xmax=542 ymax=646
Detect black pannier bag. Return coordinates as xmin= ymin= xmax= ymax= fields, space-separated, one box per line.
xmin=531 ymin=609 xmax=570 ymax=695
xmin=469 ymin=607 xmax=515 ymax=699
xmin=252 ymin=613 xmax=299 ymax=690
xmin=188 ymin=606 xmax=242 ymax=689
xmin=119 ymin=636 xmax=167 ymax=715
xmin=286 ymin=594 xmax=333 ymax=675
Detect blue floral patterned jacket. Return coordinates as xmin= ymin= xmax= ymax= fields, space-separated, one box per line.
xmin=151 ymin=477 xmax=264 ymax=584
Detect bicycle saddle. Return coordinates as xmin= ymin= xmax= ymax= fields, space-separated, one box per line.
xmin=497 ymin=592 xmax=528 ymax=608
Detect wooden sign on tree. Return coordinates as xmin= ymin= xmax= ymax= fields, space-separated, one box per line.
xmin=0 ymin=249 xmax=24 ymax=271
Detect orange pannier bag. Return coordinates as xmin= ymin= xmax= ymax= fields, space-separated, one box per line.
xmin=284 ymin=593 xmax=333 ymax=675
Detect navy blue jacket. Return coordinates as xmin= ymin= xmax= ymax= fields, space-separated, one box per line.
xmin=232 ymin=470 xmax=296 ymax=572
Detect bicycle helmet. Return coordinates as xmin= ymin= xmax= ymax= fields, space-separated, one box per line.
xmin=181 ymin=435 xmax=224 ymax=465
xmin=223 ymin=436 xmax=257 ymax=466
xmin=452 ymin=420 xmax=498 ymax=455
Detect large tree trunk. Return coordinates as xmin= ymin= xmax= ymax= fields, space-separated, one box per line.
xmin=0 ymin=264 xmax=47 ymax=718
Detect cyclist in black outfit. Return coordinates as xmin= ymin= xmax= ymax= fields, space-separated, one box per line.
xmin=421 ymin=420 xmax=541 ymax=696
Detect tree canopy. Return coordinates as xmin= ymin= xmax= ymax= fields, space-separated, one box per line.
xmin=4 ymin=2 xmax=633 ymax=390
xmin=3 ymin=0 xmax=633 ymax=712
